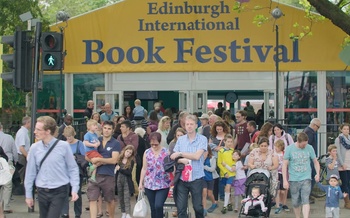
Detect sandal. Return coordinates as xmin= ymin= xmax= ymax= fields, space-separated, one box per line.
xmin=105 ymin=211 xmax=109 ymax=216
xmin=97 ymin=213 xmax=103 ymax=218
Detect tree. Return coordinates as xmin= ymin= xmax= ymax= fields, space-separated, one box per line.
xmin=0 ymin=0 xmax=46 ymax=126
xmin=306 ymin=0 xmax=350 ymax=36
xmin=0 ymin=0 xmax=45 ymax=35
xmin=236 ymin=0 xmax=349 ymax=43
xmin=39 ymin=0 xmax=121 ymax=24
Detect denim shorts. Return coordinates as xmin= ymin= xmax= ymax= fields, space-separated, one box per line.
xmin=289 ymin=179 xmax=311 ymax=208
xmin=221 ymin=176 xmax=234 ymax=186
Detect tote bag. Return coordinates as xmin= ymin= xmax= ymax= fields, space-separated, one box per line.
xmin=0 ymin=157 xmax=12 ymax=186
xmin=133 ymin=191 xmax=149 ymax=217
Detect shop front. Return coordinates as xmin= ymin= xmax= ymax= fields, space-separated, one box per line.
xmin=41 ymin=0 xmax=349 ymax=154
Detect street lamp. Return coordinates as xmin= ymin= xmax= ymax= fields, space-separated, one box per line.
xmin=271 ymin=7 xmax=283 ymax=123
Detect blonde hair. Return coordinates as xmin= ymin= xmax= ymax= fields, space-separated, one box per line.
xmin=158 ymin=116 xmax=171 ymax=131
xmin=224 ymin=134 xmax=233 ymax=141
xmin=274 ymin=139 xmax=285 ymax=151
xmin=63 ymin=125 xmax=76 ymax=137
xmin=249 ymin=143 xmax=259 ymax=151
xmin=87 ymin=119 xmax=98 ymax=129
xmin=134 ymin=99 xmax=141 ymax=105
xmin=328 ymin=144 xmax=337 ymax=153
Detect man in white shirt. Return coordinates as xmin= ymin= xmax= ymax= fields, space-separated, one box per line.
xmin=0 ymin=122 xmax=17 ymax=213
xmin=15 ymin=116 xmax=31 ymax=184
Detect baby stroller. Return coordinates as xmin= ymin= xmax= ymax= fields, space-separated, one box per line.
xmin=238 ymin=169 xmax=273 ymax=218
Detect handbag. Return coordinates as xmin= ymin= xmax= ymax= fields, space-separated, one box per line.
xmin=75 ymin=141 xmax=89 ymax=174
xmin=133 ymin=191 xmax=149 ymax=217
xmin=0 ymin=157 xmax=12 ymax=186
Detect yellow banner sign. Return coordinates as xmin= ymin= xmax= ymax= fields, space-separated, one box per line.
xmin=52 ymin=0 xmax=347 ymax=73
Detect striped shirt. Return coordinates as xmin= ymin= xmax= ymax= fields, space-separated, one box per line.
xmin=174 ymin=133 xmax=207 ymax=181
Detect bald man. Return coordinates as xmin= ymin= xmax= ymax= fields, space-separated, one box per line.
xmin=100 ymin=103 xmax=117 ymax=122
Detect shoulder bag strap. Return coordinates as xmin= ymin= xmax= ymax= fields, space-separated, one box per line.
xmin=75 ymin=141 xmax=82 ymax=155
xmin=39 ymin=139 xmax=60 ymax=168
xmin=218 ymin=139 xmax=223 ymax=147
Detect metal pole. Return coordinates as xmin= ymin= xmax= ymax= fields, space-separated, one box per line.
xmin=29 ymin=21 xmax=42 ymax=213
xmin=58 ymin=27 xmax=64 ymax=125
xmin=275 ymin=25 xmax=279 ymax=123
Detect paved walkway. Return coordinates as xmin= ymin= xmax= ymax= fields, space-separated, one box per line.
xmin=5 ymin=193 xmax=350 ymax=218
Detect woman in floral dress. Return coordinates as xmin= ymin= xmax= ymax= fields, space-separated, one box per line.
xmin=248 ymin=137 xmax=279 ymax=197
xmin=139 ymin=132 xmax=171 ymax=218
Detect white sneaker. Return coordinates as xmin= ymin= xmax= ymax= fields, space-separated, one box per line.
xmin=122 ymin=213 xmax=126 ymax=218
xmin=126 ymin=214 xmax=132 ymax=218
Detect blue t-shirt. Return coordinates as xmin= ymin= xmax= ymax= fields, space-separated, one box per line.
xmin=284 ymin=143 xmax=316 ymax=181
xmin=133 ymin=105 xmax=145 ymax=117
xmin=70 ymin=140 xmax=86 ymax=155
xmin=204 ymin=157 xmax=213 ymax=181
xmin=84 ymin=132 xmax=99 ymax=153
xmin=96 ymin=137 xmax=121 ymax=176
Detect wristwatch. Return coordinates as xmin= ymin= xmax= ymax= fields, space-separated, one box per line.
xmin=178 ymin=152 xmax=183 ymax=157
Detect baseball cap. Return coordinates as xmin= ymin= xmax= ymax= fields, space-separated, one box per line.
xmin=330 ymin=174 xmax=339 ymax=180
xmin=199 ymin=113 xmax=210 ymax=120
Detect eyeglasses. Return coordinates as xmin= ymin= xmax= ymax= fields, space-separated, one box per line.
xmin=314 ymin=123 xmax=320 ymax=129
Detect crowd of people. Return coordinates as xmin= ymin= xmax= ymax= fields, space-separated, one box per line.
xmin=1 ymin=99 xmax=350 ymax=218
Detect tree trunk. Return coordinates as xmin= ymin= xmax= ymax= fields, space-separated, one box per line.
xmin=307 ymin=0 xmax=350 ymax=35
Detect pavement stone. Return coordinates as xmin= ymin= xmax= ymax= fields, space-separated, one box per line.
xmin=5 ymin=194 xmax=350 ymax=218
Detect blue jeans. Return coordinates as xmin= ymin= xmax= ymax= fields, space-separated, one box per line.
xmin=145 ymin=188 xmax=169 ymax=218
xmin=310 ymin=161 xmax=316 ymax=196
xmin=176 ymin=179 xmax=204 ymax=218
xmin=339 ymin=170 xmax=350 ymax=194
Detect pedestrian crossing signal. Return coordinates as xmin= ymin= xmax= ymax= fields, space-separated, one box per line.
xmin=41 ymin=32 xmax=63 ymax=71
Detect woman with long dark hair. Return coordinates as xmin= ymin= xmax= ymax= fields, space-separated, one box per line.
xmin=123 ymin=105 xmax=134 ymax=120
xmin=335 ymin=123 xmax=350 ymax=209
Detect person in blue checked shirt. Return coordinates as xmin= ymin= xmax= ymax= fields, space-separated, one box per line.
xmin=24 ymin=116 xmax=80 ymax=218
xmin=171 ymin=114 xmax=207 ymax=218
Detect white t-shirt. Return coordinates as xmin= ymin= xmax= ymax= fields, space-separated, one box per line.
xmin=235 ymin=160 xmax=247 ymax=180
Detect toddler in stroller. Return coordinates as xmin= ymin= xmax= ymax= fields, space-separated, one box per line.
xmin=239 ymin=169 xmax=272 ymax=218
xmin=241 ymin=187 xmax=267 ymax=214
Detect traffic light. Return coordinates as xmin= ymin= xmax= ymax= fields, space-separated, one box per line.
xmin=19 ymin=31 xmax=33 ymax=92
xmin=1 ymin=32 xmax=17 ymax=86
xmin=1 ymin=30 xmax=33 ymax=91
xmin=41 ymin=32 xmax=63 ymax=71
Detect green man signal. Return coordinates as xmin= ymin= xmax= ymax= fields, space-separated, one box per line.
xmin=46 ymin=54 xmax=55 ymax=66
xmin=41 ymin=32 xmax=63 ymax=71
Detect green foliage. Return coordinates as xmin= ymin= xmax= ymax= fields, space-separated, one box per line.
xmin=1 ymin=81 xmax=27 ymax=122
xmin=0 ymin=0 xmax=44 ymax=35
xmin=253 ymin=15 xmax=270 ymax=27
xmin=0 ymin=0 xmax=46 ymax=123
xmin=39 ymin=0 xmax=121 ymax=24
xmin=232 ymin=0 xmax=328 ymax=41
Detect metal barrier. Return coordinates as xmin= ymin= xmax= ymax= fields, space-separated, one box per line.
xmin=1 ymin=118 xmax=87 ymax=141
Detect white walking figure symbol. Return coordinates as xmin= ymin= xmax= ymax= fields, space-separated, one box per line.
xmin=48 ymin=55 xmax=55 ymax=66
